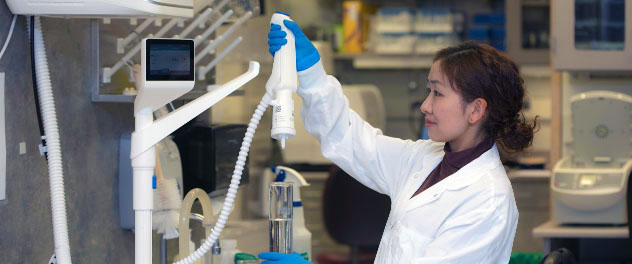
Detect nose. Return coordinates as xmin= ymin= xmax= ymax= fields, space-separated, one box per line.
xmin=420 ymin=94 xmax=432 ymax=115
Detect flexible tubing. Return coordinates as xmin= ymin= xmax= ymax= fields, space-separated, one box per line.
xmin=174 ymin=94 xmax=271 ymax=264
xmin=0 ymin=15 xmax=17 ymax=62
xmin=33 ymin=17 xmax=72 ymax=264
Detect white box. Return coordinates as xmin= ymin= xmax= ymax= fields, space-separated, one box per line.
xmin=373 ymin=33 xmax=416 ymax=54
xmin=375 ymin=8 xmax=414 ymax=34
xmin=415 ymin=33 xmax=459 ymax=55
xmin=415 ymin=9 xmax=454 ymax=33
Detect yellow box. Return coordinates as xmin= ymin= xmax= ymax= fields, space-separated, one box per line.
xmin=343 ymin=1 xmax=363 ymax=53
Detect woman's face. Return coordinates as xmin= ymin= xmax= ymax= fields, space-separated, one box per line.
xmin=420 ymin=61 xmax=471 ymax=143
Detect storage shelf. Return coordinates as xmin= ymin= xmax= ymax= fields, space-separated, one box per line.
xmin=533 ymin=221 xmax=629 ymax=239
xmin=335 ymin=53 xmax=552 ymax=74
xmin=334 ymin=53 xmax=435 ymax=69
xmin=508 ymin=169 xmax=551 ymax=181
xmin=92 ymin=94 xmax=134 ymax=103
xmin=520 ymin=65 xmax=551 ymax=78
xmin=91 ymin=19 xmax=217 ymax=103
xmin=91 ymin=91 xmax=209 ymax=103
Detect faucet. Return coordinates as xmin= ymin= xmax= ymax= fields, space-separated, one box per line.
xmin=189 ymin=213 xmax=222 ymax=258
xmin=177 ymin=189 xmax=215 ymax=264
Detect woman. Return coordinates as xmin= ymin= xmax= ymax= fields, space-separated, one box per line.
xmin=259 ymin=19 xmax=536 ymax=264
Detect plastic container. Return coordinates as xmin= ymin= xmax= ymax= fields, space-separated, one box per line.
xmin=509 ymin=252 xmax=543 ymax=264
xmin=473 ymin=13 xmax=505 ymax=25
xmin=373 ymin=33 xmax=416 ymax=54
xmin=375 ymin=8 xmax=414 ymax=33
xmin=234 ymin=252 xmax=258 ymax=264
xmin=332 ymin=24 xmax=344 ymax=52
xmin=468 ymin=27 xmax=490 ymax=44
xmin=415 ymin=8 xmax=453 ymax=33
xmin=415 ymin=33 xmax=459 ymax=54
xmin=219 ymin=239 xmax=240 ymax=264
xmin=490 ymin=26 xmax=506 ymax=51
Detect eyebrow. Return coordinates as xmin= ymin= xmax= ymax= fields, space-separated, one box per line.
xmin=427 ymin=79 xmax=442 ymax=85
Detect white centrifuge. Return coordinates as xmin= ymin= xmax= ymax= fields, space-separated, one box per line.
xmin=552 ymin=90 xmax=632 ymax=225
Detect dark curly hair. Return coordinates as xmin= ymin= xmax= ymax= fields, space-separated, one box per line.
xmin=433 ymin=41 xmax=538 ymax=153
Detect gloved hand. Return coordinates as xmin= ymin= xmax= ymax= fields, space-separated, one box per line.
xmin=268 ymin=20 xmax=320 ymax=71
xmin=258 ymin=252 xmax=311 ymax=264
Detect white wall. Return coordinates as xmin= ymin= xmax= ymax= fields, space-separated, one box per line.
xmin=521 ymin=67 xmax=553 ymax=155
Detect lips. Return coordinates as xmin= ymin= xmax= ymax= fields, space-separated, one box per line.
xmin=425 ymin=121 xmax=435 ymax=127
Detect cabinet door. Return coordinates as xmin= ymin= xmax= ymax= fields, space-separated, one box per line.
xmin=506 ymin=0 xmax=551 ymax=65
xmin=553 ymin=0 xmax=632 ymax=71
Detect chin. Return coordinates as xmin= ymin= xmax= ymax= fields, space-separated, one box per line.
xmin=428 ymin=129 xmax=456 ymax=143
xmin=427 ymin=132 xmax=446 ymax=142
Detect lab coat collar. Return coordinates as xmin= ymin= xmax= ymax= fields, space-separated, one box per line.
xmin=444 ymin=144 xmax=502 ymax=191
xmin=404 ymin=144 xmax=502 ymax=212
xmin=422 ymin=147 xmax=444 ymax=177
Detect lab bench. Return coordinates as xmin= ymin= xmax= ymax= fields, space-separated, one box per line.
xmin=533 ymin=221 xmax=631 ymax=263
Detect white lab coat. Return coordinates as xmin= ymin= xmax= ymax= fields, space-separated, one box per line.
xmin=297 ymin=62 xmax=519 ymax=264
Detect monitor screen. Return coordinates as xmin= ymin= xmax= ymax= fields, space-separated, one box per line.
xmin=146 ymin=39 xmax=194 ymax=81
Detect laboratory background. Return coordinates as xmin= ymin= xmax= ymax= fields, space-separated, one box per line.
xmin=0 ymin=0 xmax=630 ymax=263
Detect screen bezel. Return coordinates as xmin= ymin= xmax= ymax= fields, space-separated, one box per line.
xmin=146 ymin=39 xmax=195 ymax=81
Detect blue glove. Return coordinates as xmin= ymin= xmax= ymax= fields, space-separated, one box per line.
xmin=268 ymin=20 xmax=320 ymax=71
xmin=258 ymin=252 xmax=311 ymax=264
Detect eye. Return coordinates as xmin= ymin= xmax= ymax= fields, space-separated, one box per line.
xmin=434 ymin=90 xmax=442 ymax=96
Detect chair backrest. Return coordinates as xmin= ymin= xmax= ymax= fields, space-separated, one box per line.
xmin=322 ymin=166 xmax=391 ymax=247
xmin=540 ymin=248 xmax=577 ymax=264
xmin=628 ymin=171 xmax=631 ymax=239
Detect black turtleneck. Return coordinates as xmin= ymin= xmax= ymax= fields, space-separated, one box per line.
xmin=411 ymin=137 xmax=495 ymax=199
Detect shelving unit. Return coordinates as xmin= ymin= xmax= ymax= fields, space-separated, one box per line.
xmin=508 ymin=169 xmax=551 ymax=181
xmin=91 ymin=1 xmax=260 ymax=103
xmin=334 ymin=53 xmax=435 ymax=69
xmin=91 ymin=19 xmax=215 ymax=103
xmin=335 ymin=53 xmax=553 ymax=75
xmin=520 ymin=65 xmax=551 ymax=79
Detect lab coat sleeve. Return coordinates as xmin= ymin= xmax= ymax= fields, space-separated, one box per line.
xmin=296 ymin=62 xmax=427 ymax=196
xmin=415 ymin=206 xmax=516 ymax=264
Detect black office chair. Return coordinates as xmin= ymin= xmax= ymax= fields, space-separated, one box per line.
xmin=627 ymin=171 xmax=631 ymax=241
xmin=320 ymin=166 xmax=391 ymax=264
xmin=540 ymin=248 xmax=577 ymax=264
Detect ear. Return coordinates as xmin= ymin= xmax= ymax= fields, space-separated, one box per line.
xmin=468 ymin=98 xmax=487 ymax=125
